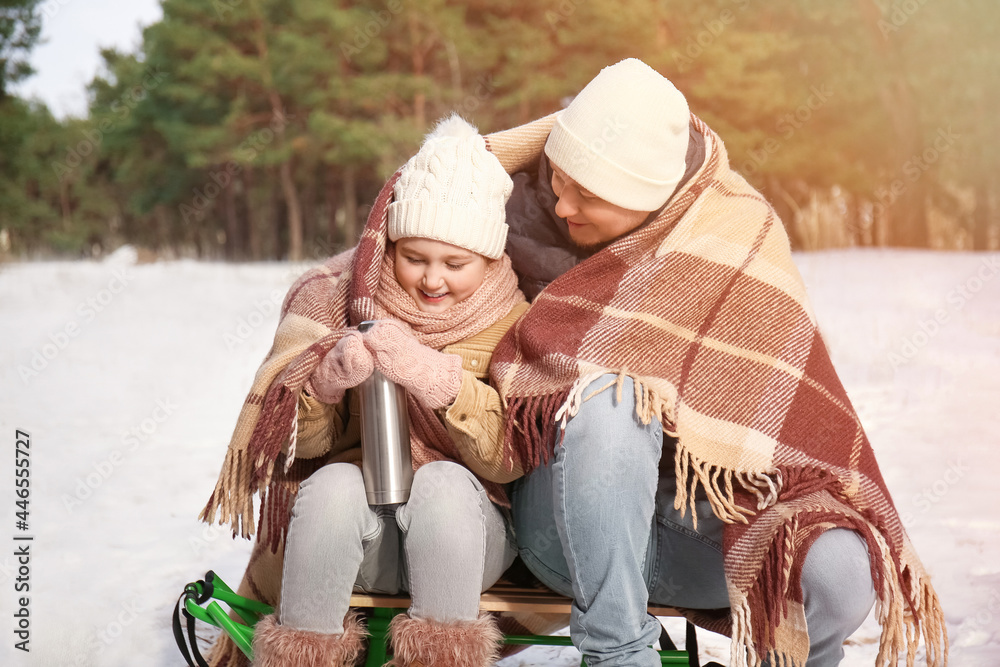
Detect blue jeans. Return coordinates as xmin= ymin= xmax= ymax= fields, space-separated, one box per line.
xmin=280 ymin=461 xmax=516 ymax=634
xmin=511 ymin=375 xmax=875 ymax=666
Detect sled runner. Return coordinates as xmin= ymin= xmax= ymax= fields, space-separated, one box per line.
xmin=175 ymin=571 xmax=714 ymax=666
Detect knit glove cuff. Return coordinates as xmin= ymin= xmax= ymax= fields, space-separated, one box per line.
xmin=310 ymin=331 xmax=374 ymax=404
xmin=362 ymin=320 xmax=463 ymax=409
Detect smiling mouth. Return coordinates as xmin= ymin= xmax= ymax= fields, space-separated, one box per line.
xmin=420 ymin=290 xmax=449 ymax=301
xmin=567 ymin=219 xmax=584 ymax=228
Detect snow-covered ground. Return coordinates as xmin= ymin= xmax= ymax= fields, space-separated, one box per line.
xmin=0 ymin=248 xmax=997 ymax=666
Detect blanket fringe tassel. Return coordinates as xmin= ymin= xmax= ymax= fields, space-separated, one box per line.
xmin=199 ymin=380 xmax=300 ymax=539
xmin=729 ymin=514 xmax=947 ymax=667
xmin=674 ymin=443 xmax=771 ymax=529
xmin=554 ymin=369 xmax=676 ymax=431
xmin=859 ymin=529 xmax=947 ymax=667
xmin=731 ymin=597 xmax=761 ymax=667
xmin=551 ymin=369 xmax=773 ymax=529
xmin=198 ymin=447 xmax=256 ymax=539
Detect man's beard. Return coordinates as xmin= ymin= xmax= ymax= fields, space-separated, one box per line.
xmin=572 ymin=238 xmax=610 ymax=254
xmin=568 ymin=230 xmax=623 ymax=255
xmin=567 ymin=209 xmax=663 ymax=255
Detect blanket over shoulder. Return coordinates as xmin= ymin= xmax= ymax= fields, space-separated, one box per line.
xmin=486 ymin=113 xmax=947 ymax=667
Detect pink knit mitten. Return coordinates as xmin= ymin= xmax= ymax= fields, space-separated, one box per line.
xmin=310 ymin=331 xmax=374 ymax=404
xmin=361 ymin=320 xmax=463 ymax=409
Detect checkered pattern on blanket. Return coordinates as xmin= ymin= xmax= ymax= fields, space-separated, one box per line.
xmin=486 ymin=113 xmax=946 ymax=667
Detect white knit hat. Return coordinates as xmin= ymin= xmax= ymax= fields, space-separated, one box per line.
xmin=388 ymin=114 xmax=513 ymax=259
xmin=544 ymin=58 xmax=690 ymax=211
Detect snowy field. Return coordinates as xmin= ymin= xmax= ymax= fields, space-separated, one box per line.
xmin=0 ymin=248 xmax=997 ymax=666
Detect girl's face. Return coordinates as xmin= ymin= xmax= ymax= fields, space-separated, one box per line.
xmin=393 ymin=237 xmax=488 ymax=313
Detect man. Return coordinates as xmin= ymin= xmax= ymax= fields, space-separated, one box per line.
xmin=485 ymin=59 xmax=946 ymax=666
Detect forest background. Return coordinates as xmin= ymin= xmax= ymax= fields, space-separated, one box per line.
xmin=1 ymin=0 xmax=997 ymax=261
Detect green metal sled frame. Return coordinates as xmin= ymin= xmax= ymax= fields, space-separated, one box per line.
xmin=175 ymin=571 xmax=693 ymax=666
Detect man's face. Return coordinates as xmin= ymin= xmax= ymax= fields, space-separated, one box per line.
xmin=549 ymin=162 xmax=653 ymax=248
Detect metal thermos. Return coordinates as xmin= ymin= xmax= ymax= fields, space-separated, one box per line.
xmin=357 ymin=321 xmax=414 ymax=505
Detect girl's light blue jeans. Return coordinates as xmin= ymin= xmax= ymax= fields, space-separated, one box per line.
xmin=511 ymin=375 xmax=876 ymax=666
xmin=280 ymin=460 xmax=516 ymax=634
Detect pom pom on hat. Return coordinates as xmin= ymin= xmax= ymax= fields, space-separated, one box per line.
xmin=544 ymin=58 xmax=690 ymax=211
xmin=388 ymin=114 xmax=513 ymax=259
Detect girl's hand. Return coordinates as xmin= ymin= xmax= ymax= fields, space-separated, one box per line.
xmin=309 ymin=330 xmax=374 ymax=404
xmin=360 ymin=320 xmax=463 ymax=409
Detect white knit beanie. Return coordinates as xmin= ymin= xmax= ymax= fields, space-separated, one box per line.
xmin=388 ymin=114 xmax=513 ymax=259
xmin=544 ymin=58 xmax=690 ymax=211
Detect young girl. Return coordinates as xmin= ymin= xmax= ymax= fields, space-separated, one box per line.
xmin=201 ymin=115 xmax=526 ymax=667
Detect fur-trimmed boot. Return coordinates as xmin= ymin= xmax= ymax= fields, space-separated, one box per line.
xmin=252 ymin=611 xmax=366 ymax=667
xmin=387 ymin=613 xmax=502 ymax=667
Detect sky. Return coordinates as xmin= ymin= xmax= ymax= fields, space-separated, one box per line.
xmin=12 ymin=0 xmax=163 ymax=119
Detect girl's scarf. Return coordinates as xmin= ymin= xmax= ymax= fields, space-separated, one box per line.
xmin=371 ymin=249 xmax=522 ymax=501
xmin=485 ymin=114 xmax=946 ymax=667
xmin=370 ymin=247 xmax=522 ymax=351
xmin=201 ymin=170 xmax=524 ymax=543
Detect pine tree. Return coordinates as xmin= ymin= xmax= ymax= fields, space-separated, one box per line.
xmin=0 ymin=0 xmax=41 ymax=96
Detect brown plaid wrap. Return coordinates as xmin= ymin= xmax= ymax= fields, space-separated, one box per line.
xmin=486 ymin=113 xmax=946 ymax=667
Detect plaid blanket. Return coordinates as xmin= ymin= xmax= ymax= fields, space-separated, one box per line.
xmin=486 ymin=114 xmax=946 ymax=666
